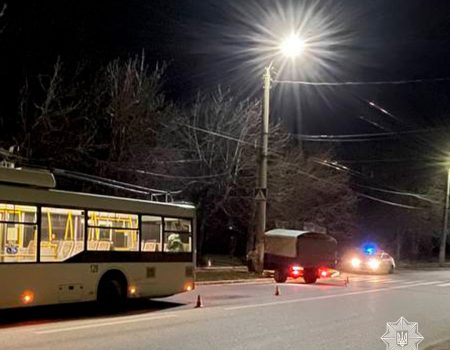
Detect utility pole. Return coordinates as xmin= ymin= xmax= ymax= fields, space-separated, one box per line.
xmin=439 ymin=168 xmax=450 ymax=266
xmin=254 ymin=65 xmax=271 ymax=273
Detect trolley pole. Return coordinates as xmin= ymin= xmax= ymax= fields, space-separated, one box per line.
xmin=439 ymin=167 xmax=450 ymax=266
xmin=254 ymin=65 xmax=271 ymax=273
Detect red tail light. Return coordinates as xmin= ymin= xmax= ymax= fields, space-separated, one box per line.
xmin=290 ymin=265 xmax=304 ymax=277
xmin=319 ymin=267 xmax=329 ymax=278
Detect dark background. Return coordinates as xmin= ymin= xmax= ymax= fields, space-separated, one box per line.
xmin=2 ymin=0 xmax=450 ymax=133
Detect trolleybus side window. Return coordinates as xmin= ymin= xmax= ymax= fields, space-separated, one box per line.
xmin=40 ymin=208 xmax=85 ymax=262
xmin=141 ymin=216 xmax=162 ymax=252
xmin=163 ymin=218 xmax=192 ymax=253
xmin=87 ymin=211 xmax=139 ymax=251
xmin=0 ymin=203 xmax=37 ymax=263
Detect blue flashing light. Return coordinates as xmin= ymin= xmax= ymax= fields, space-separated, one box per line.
xmin=362 ymin=242 xmax=378 ymax=256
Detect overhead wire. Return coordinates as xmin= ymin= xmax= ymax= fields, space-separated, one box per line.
xmin=273 ymin=76 xmax=450 ymax=86
xmin=178 ymin=124 xmax=424 ymax=209
xmin=115 ymin=167 xmax=230 ymax=180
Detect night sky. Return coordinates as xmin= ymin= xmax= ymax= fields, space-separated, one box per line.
xmin=2 ymin=0 xmax=450 ymax=150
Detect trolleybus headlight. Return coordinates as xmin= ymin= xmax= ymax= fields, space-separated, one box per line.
xmin=351 ymin=257 xmax=361 ymax=268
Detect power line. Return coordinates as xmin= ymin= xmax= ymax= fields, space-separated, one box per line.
xmin=273 ymin=77 xmax=450 ymax=86
xmin=311 ymin=158 xmax=435 ymax=205
xmin=297 ymin=128 xmax=443 ymax=139
xmin=52 ymin=169 xmax=181 ymax=201
xmin=356 ymin=193 xmax=421 ymax=210
xmin=335 ymin=158 xmax=419 ymax=164
xmin=179 ymin=123 xmax=434 ymax=208
xmin=355 ymin=184 xmax=439 ymax=204
xmin=295 ymin=127 xmax=449 ymax=142
xmin=177 ymin=125 xmax=422 ymax=209
xmin=179 ymin=123 xmax=255 ymax=147
xmin=115 ymin=167 xmax=230 ymax=180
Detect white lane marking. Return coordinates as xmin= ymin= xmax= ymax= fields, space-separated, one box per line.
xmin=34 ymin=314 xmax=177 ymax=335
xmin=401 ymin=280 xmax=425 ymax=284
xmin=437 ymin=282 xmax=450 ymax=287
xmin=416 ymin=281 xmax=444 ymax=286
xmin=348 ymin=277 xmax=390 ymax=282
xmin=366 ymin=279 xmax=392 ymax=283
xmin=377 ymin=279 xmax=403 ymax=284
xmin=225 ymin=281 xmax=443 ymax=311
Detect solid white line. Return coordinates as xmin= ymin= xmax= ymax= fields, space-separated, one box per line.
xmin=348 ymin=277 xmax=388 ymax=282
xmin=416 ymin=281 xmax=444 ymax=286
xmin=34 ymin=314 xmax=177 ymax=335
xmin=437 ymin=282 xmax=450 ymax=287
xmin=378 ymin=279 xmax=403 ymax=284
xmin=224 ymin=281 xmax=442 ymax=311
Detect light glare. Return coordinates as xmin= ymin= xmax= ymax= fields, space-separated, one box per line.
xmin=21 ymin=290 xmax=34 ymax=305
xmin=351 ymin=257 xmax=361 ymax=268
xmin=280 ymin=34 xmax=305 ymax=58
xmin=368 ymin=258 xmax=381 ymax=270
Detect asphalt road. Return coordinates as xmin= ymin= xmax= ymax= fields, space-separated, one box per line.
xmin=1 ymin=269 xmax=450 ymax=350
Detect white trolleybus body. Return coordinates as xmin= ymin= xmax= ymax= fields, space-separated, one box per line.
xmin=0 ymin=167 xmax=195 ymax=309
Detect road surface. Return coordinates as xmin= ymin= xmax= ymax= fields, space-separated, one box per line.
xmin=1 ymin=269 xmax=450 ymax=350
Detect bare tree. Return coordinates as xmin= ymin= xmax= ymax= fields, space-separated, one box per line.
xmin=165 ymin=88 xmax=262 ymax=257
xmin=165 ymin=87 xmax=357 ymax=264
xmin=91 ymin=54 xmax=182 ymax=195
xmin=18 ymin=58 xmax=96 ymax=167
xmin=0 ymin=3 xmax=6 ymax=35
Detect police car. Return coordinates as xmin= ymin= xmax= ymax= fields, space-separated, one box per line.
xmin=343 ymin=243 xmax=395 ymax=274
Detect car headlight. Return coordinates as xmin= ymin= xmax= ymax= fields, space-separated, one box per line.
xmin=368 ymin=258 xmax=381 ymax=270
xmin=351 ymin=257 xmax=361 ymax=268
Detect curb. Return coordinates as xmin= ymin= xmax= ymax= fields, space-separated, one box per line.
xmin=196 ymin=278 xmax=273 ymax=286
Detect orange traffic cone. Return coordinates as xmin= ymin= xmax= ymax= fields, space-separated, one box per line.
xmin=195 ymin=295 xmax=203 ymax=308
xmin=345 ymin=276 xmax=349 ymax=287
xmin=274 ymin=285 xmax=280 ymax=296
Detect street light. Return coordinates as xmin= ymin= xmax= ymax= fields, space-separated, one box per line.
xmin=280 ymin=34 xmax=306 ymax=59
xmin=253 ymin=34 xmax=305 ymax=272
xmin=440 ymin=167 xmax=450 ymax=266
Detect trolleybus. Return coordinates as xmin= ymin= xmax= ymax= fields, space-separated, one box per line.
xmin=0 ymin=167 xmax=196 ymax=309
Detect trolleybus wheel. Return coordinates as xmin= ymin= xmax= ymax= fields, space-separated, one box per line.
xmin=97 ymin=270 xmax=127 ymax=311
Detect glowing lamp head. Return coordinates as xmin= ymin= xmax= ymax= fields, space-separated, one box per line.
xmin=368 ymin=258 xmax=381 ymax=270
xmin=280 ymin=34 xmax=305 ymax=58
xmin=351 ymin=257 xmax=361 ymax=268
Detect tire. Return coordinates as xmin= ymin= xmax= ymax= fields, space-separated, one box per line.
xmin=388 ymin=264 xmax=395 ymax=274
xmin=97 ymin=272 xmax=127 ymax=311
xmin=303 ymin=269 xmax=317 ymax=284
xmin=274 ymin=269 xmax=287 ymax=283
